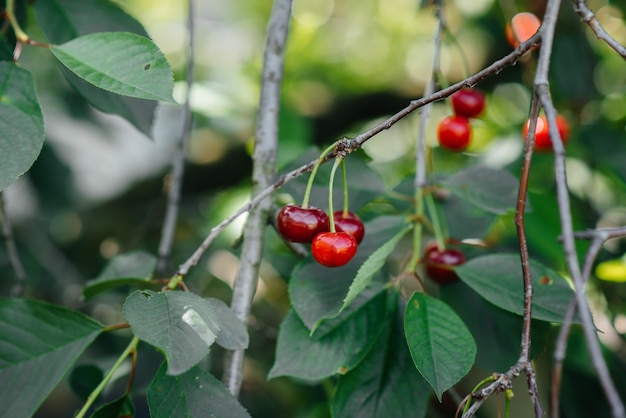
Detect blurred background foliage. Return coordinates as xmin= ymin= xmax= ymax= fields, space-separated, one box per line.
xmin=1 ymin=0 xmax=625 ymax=416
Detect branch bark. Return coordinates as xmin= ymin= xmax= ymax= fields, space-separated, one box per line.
xmin=222 ymin=0 xmax=293 ymax=397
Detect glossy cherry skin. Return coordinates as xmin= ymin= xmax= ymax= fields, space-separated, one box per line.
xmin=522 ymin=114 xmax=570 ymax=151
xmin=506 ymin=12 xmax=541 ymax=48
xmin=333 ymin=211 xmax=365 ymax=244
xmin=276 ymin=204 xmax=329 ymax=243
xmin=423 ymin=244 xmax=466 ymax=284
xmin=437 ymin=115 xmax=472 ymax=151
xmin=311 ymin=232 xmax=358 ymax=267
xmin=451 ymin=89 xmax=485 ymax=118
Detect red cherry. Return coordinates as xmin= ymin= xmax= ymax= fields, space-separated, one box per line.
xmin=437 ymin=115 xmax=472 ymax=151
xmin=506 ymin=12 xmax=541 ymax=48
xmin=522 ymin=114 xmax=570 ymax=151
xmin=451 ymin=89 xmax=486 ymax=118
xmin=423 ymin=244 xmax=466 ymax=284
xmin=333 ymin=211 xmax=365 ymax=244
xmin=311 ymin=232 xmax=358 ymax=267
xmin=276 ymin=204 xmax=329 ymax=243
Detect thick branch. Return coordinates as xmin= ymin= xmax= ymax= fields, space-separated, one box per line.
xmin=222 ymin=0 xmax=293 ymax=397
xmin=570 ymin=0 xmax=626 ymax=58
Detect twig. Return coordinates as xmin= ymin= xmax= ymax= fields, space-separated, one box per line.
xmin=570 ymin=0 xmax=626 ymax=58
xmin=221 ymin=0 xmax=293 ymax=397
xmin=176 ymin=34 xmax=541 ymax=276
xmin=157 ymin=0 xmax=195 ymax=275
xmin=0 ymin=192 xmax=26 ymax=297
xmin=535 ymin=0 xmax=625 ymax=415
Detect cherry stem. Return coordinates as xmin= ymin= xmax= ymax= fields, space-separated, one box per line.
xmin=327 ymin=157 xmax=343 ymax=233
xmin=425 ymin=193 xmax=447 ymax=251
xmin=6 ymin=0 xmax=28 ymax=43
xmin=341 ymin=159 xmax=349 ymax=217
xmin=301 ymin=142 xmax=337 ymax=209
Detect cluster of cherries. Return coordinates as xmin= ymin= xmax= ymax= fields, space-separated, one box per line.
xmin=277 ymin=203 xmax=364 ymax=268
xmin=437 ymin=88 xmax=485 ymax=152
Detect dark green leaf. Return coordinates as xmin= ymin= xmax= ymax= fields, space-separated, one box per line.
xmin=83 ymin=251 xmax=158 ymax=299
xmin=404 ymin=292 xmax=476 ymax=400
xmin=34 ymin=0 xmax=157 ymax=137
xmin=333 ymin=297 xmax=430 ymax=418
xmin=70 ymin=364 xmax=104 ymax=401
xmin=0 ymin=62 xmax=45 ymax=191
xmin=268 ymin=289 xmax=391 ymax=380
xmin=51 ymin=32 xmax=175 ymax=102
xmin=440 ymin=166 xmax=521 ymax=214
xmin=0 ymin=299 xmax=103 ymax=417
xmin=90 ymin=394 xmax=134 ymax=418
xmin=455 ymin=254 xmax=577 ymax=322
xmin=147 ymin=362 xmax=251 ymax=418
xmin=123 ymin=290 xmax=248 ymax=375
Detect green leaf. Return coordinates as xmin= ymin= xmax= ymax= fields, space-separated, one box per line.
xmin=83 ymin=251 xmax=159 ymax=299
xmin=0 ymin=299 xmax=103 ymax=418
xmin=0 ymin=62 xmax=45 ymax=191
xmin=34 ymin=0 xmax=158 ymax=137
xmin=404 ymin=292 xmax=476 ymax=400
xmin=289 ymin=215 xmax=407 ymax=330
xmin=333 ymin=297 xmax=430 ymax=418
xmin=455 ymin=254 xmax=577 ymax=322
xmin=440 ymin=166 xmax=522 ymax=214
xmin=268 ymin=289 xmax=391 ymax=381
xmin=123 ymin=290 xmax=248 ymax=375
xmin=90 ymin=394 xmax=134 ymax=418
xmin=51 ymin=32 xmax=175 ymax=103
xmin=147 ymin=362 xmax=251 ymax=418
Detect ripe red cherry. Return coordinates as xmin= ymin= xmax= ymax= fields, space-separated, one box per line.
xmin=423 ymin=244 xmax=466 ymax=284
xmin=437 ymin=115 xmax=472 ymax=151
xmin=311 ymin=232 xmax=358 ymax=267
xmin=276 ymin=204 xmax=329 ymax=243
xmin=522 ymin=114 xmax=570 ymax=151
xmin=451 ymin=89 xmax=485 ymax=118
xmin=333 ymin=211 xmax=365 ymax=244
xmin=506 ymin=12 xmax=541 ymax=48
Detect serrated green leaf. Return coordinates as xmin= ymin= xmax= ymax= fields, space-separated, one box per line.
xmin=440 ymin=166 xmax=521 ymax=215
xmin=268 ymin=289 xmax=390 ymax=381
xmin=123 ymin=290 xmax=248 ymax=376
xmin=404 ymin=292 xmax=476 ymax=400
xmin=34 ymin=0 xmax=158 ymax=137
xmin=147 ymin=362 xmax=251 ymax=418
xmin=455 ymin=254 xmax=577 ymax=322
xmin=333 ymin=297 xmax=430 ymax=418
xmin=0 ymin=62 xmax=45 ymax=191
xmin=83 ymin=251 xmax=158 ymax=299
xmin=90 ymin=394 xmax=134 ymax=418
xmin=51 ymin=32 xmax=175 ymax=102
xmin=0 ymin=299 xmax=103 ymax=418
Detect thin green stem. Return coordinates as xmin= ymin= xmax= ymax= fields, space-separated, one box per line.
xmin=166 ymin=274 xmax=183 ymax=290
xmin=425 ymin=193 xmax=447 ymax=251
xmin=6 ymin=0 xmax=28 ymax=42
xmin=341 ymin=159 xmax=349 ymax=217
xmin=463 ymin=374 xmax=498 ymax=416
xmin=327 ymin=157 xmax=343 ymax=233
xmin=75 ymin=336 xmax=139 ymax=418
xmin=302 ymin=142 xmax=337 ymax=208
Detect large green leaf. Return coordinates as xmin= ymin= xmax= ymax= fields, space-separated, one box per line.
xmin=268 ymin=289 xmax=390 ymax=380
xmin=51 ymin=32 xmax=175 ymax=103
xmin=147 ymin=362 xmax=251 ymax=418
xmin=289 ymin=215 xmax=407 ymax=330
xmin=0 ymin=62 xmax=45 ymax=191
xmin=455 ymin=254 xmax=577 ymax=322
xmin=440 ymin=166 xmax=522 ymax=215
xmin=123 ymin=290 xmax=248 ymax=375
xmin=83 ymin=251 xmax=159 ymax=299
xmin=404 ymin=292 xmax=476 ymax=400
xmin=333 ymin=297 xmax=430 ymax=418
xmin=0 ymin=299 xmax=103 ymax=418
xmin=34 ymin=0 xmax=158 ymax=137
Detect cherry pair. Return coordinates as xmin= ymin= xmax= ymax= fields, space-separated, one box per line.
xmin=277 ymin=204 xmax=364 ymax=268
xmin=437 ymin=88 xmax=485 ymax=152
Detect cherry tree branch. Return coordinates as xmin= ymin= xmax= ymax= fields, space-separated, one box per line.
xmin=157 ymin=0 xmax=195 ymax=275
xmin=222 ymin=0 xmax=293 ymax=397
xmin=176 ymin=36 xmax=541 ymax=276
xmin=0 ymin=192 xmax=26 ymax=296
xmin=570 ymin=0 xmax=626 ymax=58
